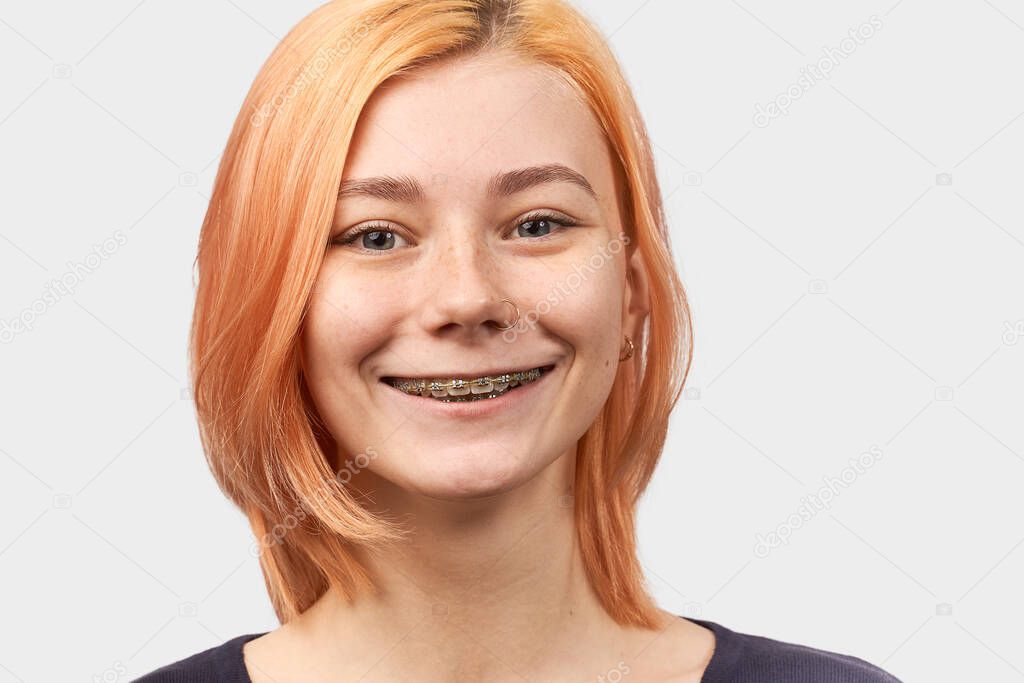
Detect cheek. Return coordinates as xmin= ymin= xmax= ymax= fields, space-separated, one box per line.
xmin=528 ymin=247 xmax=625 ymax=359
xmin=525 ymin=248 xmax=625 ymax=417
xmin=301 ymin=271 xmax=400 ymax=454
xmin=303 ymin=268 xmax=401 ymax=373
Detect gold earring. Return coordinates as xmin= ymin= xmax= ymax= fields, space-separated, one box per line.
xmin=618 ymin=335 xmax=634 ymax=362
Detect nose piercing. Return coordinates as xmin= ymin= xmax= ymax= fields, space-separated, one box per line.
xmin=496 ymin=298 xmax=520 ymax=330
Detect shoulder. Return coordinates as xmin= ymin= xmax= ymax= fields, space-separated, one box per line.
xmin=688 ymin=618 xmax=903 ymax=683
xmin=132 ymin=633 xmax=266 ymax=682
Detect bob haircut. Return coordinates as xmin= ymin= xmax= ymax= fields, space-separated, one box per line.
xmin=190 ymin=0 xmax=693 ymax=630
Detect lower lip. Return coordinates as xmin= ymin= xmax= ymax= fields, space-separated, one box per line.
xmin=379 ymin=365 xmax=557 ymax=419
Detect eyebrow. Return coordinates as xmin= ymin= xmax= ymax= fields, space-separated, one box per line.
xmin=337 ymin=163 xmax=598 ymax=203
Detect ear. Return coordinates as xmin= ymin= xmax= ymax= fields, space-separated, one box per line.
xmin=623 ymin=245 xmax=651 ymax=343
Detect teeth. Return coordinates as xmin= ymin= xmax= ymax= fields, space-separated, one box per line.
xmin=470 ymin=379 xmax=494 ymax=394
xmin=387 ymin=367 xmax=545 ymax=400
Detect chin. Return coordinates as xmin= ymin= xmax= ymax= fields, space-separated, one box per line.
xmin=398 ymin=445 xmax=540 ymax=501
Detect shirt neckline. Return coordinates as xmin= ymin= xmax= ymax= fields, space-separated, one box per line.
xmin=684 ymin=617 xmax=744 ymax=681
xmin=228 ymin=632 xmax=266 ymax=682
xmin=229 ymin=616 xmax=739 ymax=682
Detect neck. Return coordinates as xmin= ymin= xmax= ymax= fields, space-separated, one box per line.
xmin=291 ymin=448 xmax=654 ymax=681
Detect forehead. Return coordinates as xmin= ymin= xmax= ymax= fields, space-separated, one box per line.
xmin=341 ymin=53 xmax=615 ymax=200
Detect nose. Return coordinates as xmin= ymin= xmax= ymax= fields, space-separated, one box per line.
xmin=417 ymin=226 xmax=516 ymax=338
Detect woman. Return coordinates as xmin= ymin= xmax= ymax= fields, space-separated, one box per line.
xmin=137 ymin=0 xmax=902 ymax=680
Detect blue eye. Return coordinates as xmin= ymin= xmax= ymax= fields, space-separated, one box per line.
xmin=330 ymin=211 xmax=577 ymax=254
xmin=512 ymin=211 xmax=577 ymax=240
xmin=330 ymin=224 xmax=407 ymax=253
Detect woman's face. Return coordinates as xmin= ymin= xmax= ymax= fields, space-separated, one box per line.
xmin=301 ymin=53 xmax=649 ymax=500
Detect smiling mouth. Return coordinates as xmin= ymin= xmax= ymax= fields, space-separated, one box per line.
xmin=381 ymin=364 xmax=555 ymax=402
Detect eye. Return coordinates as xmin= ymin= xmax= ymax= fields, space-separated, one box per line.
xmin=329 ymin=210 xmax=578 ymax=254
xmin=330 ymin=222 xmax=409 ymax=254
xmin=508 ymin=210 xmax=578 ymax=241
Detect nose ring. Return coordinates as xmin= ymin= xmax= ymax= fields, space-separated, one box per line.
xmin=496 ymin=298 xmax=520 ymax=331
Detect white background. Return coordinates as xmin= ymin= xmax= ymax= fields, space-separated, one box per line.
xmin=1 ymin=1 xmax=1022 ymax=681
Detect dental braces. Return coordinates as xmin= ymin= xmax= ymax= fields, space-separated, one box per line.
xmin=388 ymin=367 xmax=543 ymax=396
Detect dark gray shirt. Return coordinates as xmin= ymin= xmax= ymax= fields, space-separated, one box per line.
xmin=133 ymin=616 xmax=903 ymax=681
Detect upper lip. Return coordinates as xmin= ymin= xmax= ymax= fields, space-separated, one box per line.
xmin=381 ymin=362 xmax=556 ymax=381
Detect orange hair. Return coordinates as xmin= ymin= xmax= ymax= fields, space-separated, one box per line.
xmin=190 ymin=0 xmax=693 ymax=629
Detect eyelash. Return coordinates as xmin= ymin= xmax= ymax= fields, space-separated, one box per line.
xmin=330 ymin=211 xmax=578 ymax=254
